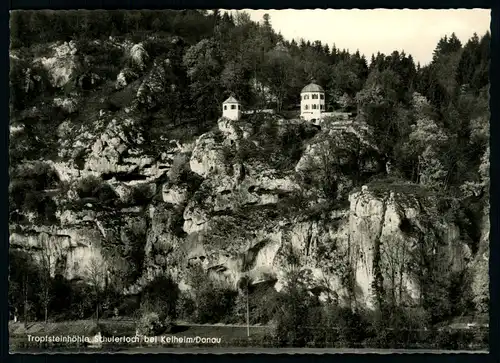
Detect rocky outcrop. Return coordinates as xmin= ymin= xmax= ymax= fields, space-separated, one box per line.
xmin=189 ymin=132 xmax=229 ymax=178
xmin=83 ymin=117 xmax=169 ymax=181
xmin=157 ymin=120 xmax=484 ymax=309
xmin=9 ymin=224 xmax=106 ymax=281
xmin=53 ymin=97 xmax=79 ymax=114
xmin=217 ymin=118 xmax=252 ymax=140
xmin=130 ymin=43 xmax=149 ymax=71
xmin=35 ymin=41 xmax=78 ymax=88
xmin=162 ymin=184 xmax=189 ymax=205
xmin=9 ymin=110 xmax=487 ymax=312
xmin=116 ymin=67 xmax=139 ymax=90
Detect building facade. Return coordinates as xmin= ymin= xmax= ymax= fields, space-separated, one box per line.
xmin=300 ymin=82 xmax=325 ymax=121
xmin=222 ymin=96 xmax=242 ymax=121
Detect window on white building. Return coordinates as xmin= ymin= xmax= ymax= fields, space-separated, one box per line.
xmin=305 ymin=105 xmax=309 ymax=110
xmin=231 ymin=105 xmax=236 ymax=110
xmin=320 ymin=94 xmax=324 ymax=100
xmin=224 ymin=105 xmax=227 ymax=110
xmin=312 ymin=104 xmax=317 ymax=110
xmin=312 ymin=94 xmax=318 ymax=99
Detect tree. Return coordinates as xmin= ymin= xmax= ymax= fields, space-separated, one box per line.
xmin=432 ymin=33 xmax=462 ymax=62
xmin=355 ymin=68 xmax=410 ymax=157
xmin=9 ymin=250 xmax=38 ymax=326
xmin=470 ymin=32 xmax=490 ymax=91
xmin=237 ymin=275 xmax=253 ymax=337
xmin=402 ymin=116 xmax=449 ymax=187
xmin=410 ymin=231 xmax=453 ymax=324
xmin=140 ymin=275 xmax=179 ymax=320
xmin=272 ymin=246 xmax=318 ymax=347
xmin=186 ymin=264 xmax=237 ymax=323
xmin=183 ymin=38 xmax=224 ymax=122
xmin=262 ymin=48 xmax=295 ymax=112
xmin=10 ymin=11 xmax=28 ymax=48
xmin=263 ymin=13 xmax=271 ymax=28
xmin=456 ymin=33 xmax=480 ymax=87
xmin=36 ymin=233 xmax=56 ymax=324
xmin=328 ymin=60 xmax=363 ymax=110
xmin=233 ymin=11 xmax=252 ymax=27
xmin=151 ymin=17 xmax=163 ymax=32
xmin=123 ymin=10 xmax=143 ymax=33
xmin=86 ymin=255 xmax=107 ymax=324
xmin=220 ymin=60 xmax=251 ymax=103
xmin=379 ymin=236 xmax=411 ymax=309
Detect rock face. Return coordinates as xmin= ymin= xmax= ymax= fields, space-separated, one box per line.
xmin=36 ymin=41 xmax=78 ymax=88
xmin=130 ymin=43 xmax=149 ymax=71
xmin=189 ymin=132 xmax=229 ymax=178
xmin=346 ymin=190 xmax=465 ymax=308
xmin=83 ymin=117 xmax=169 ymax=181
xmin=116 ymin=67 xmax=138 ymax=90
xmin=9 ymin=111 xmax=488 ymax=312
xmin=53 ymin=97 xmax=79 ymax=114
xmin=162 ymin=184 xmax=188 ymax=205
xmin=10 ymin=224 xmax=106 ymax=281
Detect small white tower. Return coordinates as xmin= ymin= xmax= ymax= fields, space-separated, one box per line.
xmin=222 ymin=96 xmax=241 ymax=121
xmin=300 ymin=81 xmax=325 ymax=121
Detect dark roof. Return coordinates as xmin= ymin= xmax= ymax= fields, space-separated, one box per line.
xmin=301 ymin=83 xmax=324 ymax=93
xmin=223 ymin=96 xmax=239 ymax=104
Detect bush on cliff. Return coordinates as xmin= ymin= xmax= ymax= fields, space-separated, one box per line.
xmin=75 ymin=176 xmax=118 ymax=205
xmin=130 ymin=183 xmax=154 ymax=205
xmin=9 ymin=162 xmax=60 ymax=223
xmin=168 ymin=153 xmax=191 ymax=185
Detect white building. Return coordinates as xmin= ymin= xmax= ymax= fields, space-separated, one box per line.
xmin=300 ymin=82 xmax=325 ymax=121
xmin=222 ymin=96 xmax=242 ymax=121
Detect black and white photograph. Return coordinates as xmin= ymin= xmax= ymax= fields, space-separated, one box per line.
xmin=8 ymin=8 xmax=490 ymax=353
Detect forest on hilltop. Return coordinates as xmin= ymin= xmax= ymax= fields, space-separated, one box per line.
xmin=8 ymin=10 xmax=490 ymax=350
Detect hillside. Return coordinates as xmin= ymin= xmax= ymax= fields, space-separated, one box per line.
xmin=9 ymin=10 xmax=490 ymax=348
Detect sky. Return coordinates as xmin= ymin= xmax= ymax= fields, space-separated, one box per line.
xmin=226 ymin=9 xmax=490 ymax=65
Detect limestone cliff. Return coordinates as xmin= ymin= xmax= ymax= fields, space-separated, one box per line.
xmin=9 ymin=110 xmax=486 ymax=311
xmin=9 ymin=38 xmax=488 ymax=314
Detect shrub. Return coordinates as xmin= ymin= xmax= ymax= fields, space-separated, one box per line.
xmin=176 ymin=292 xmax=196 ymax=321
xmin=137 ymin=312 xmax=174 ymax=336
xmin=168 ymin=153 xmax=191 ymax=185
xmin=73 ymin=149 xmax=87 ymax=170
xmin=75 ymin=176 xmax=117 ymax=204
xmin=13 ymin=162 xmax=60 ymax=191
xmin=96 ymin=184 xmax=118 ymax=204
xmin=186 ymin=265 xmax=238 ymax=324
xmin=271 ymin=288 xmax=319 ymax=347
xmin=136 ymin=312 xmax=164 ymax=336
xmin=107 ymin=82 xmax=138 ymax=110
xmin=140 ymin=275 xmax=179 ymax=320
xmin=9 ymin=162 xmax=61 ymax=222
xmin=325 ymin=306 xmax=371 ymax=347
xmin=117 ymin=296 xmax=140 ymax=317
xmin=194 ymin=286 xmax=238 ymax=324
xmin=131 ymin=183 xmax=154 ymax=205
xmin=75 ymin=176 xmax=103 ymax=198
